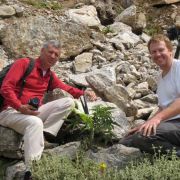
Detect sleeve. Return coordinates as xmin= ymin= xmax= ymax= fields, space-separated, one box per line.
xmin=1 ymin=58 xmax=29 ymax=110
xmin=50 ymin=72 xmax=84 ymax=99
xmin=175 ymin=62 xmax=180 ymax=95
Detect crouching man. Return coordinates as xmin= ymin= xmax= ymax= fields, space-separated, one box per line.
xmin=120 ymin=34 xmax=180 ymax=156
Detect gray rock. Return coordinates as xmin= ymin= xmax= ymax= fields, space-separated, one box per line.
xmin=66 ymin=5 xmax=101 ymax=28
xmin=136 ymin=107 xmax=155 ymax=120
xmin=12 ymin=4 xmax=24 ymax=17
xmin=151 ymin=0 xmax=180 ymax=6
xmin=44 ymin=141 xmax=81 ymax=159
xmin=5 ymin=161 xmax=25 ymax=180
xmin=0 ymin=5 xmax=15 ymax=18
xmin=0 ymin=126 xmax=23 ymax=159
xmin=0 ymin=16 xmax=92 ymax=60
xmin=115 ymin=5 xmax=136 ymax=27
xmin=86 ymin=144 xmax=141 ymax=169
xmin=73 ymin=52 xmax=93 ymax=73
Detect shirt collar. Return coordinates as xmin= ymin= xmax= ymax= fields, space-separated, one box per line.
xmin=36 ymin=58 xmax=51 ymax=75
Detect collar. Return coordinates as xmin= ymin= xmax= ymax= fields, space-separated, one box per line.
xmin=35 ymin=58 xmax=51 ymax=76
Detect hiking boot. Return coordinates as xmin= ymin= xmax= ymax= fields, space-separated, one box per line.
xmin=44 ymin=140 xmax=59 ymax=149
xmin=176 ymin=150 xmax=180 ymax=158
xmin=24 ymin=171 xmax=32 ymax=180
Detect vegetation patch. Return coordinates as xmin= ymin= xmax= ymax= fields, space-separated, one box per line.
xmin=31 ymin=152 xmax=180 ymax=180
xmin=19 ymin=0 xmax=62 ymax=10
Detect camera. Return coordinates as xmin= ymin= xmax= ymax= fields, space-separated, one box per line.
xmin=167 ymin=26 xmax=180 ymax=40
xmin=28 ymin=97 xmax=40 ymax=110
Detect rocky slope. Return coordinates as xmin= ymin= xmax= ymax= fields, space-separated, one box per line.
xmin=0 ymin=0 xmax=180 ymax=179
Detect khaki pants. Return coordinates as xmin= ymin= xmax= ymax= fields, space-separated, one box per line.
xmin=0 ymin=97 xmax=75 ymax=167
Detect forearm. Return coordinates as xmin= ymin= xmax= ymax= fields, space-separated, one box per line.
xmin=151 ymin=98 xmax=180 ymax=122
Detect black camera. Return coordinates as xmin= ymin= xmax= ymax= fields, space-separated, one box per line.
xmin=28 ymin=97 xmax=40 ymax=110
xmin=167 ymin=26 xmax=180 ymax=40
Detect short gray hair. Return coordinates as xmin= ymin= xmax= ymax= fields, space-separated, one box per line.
xmin=43 ymin=40 xmax=61 ymax=49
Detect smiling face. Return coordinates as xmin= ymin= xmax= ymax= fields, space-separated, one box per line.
xmin=149 ymin=40 xmax=173 ymax=74
xmin=40 ymin=44 xmax=61 ymax=70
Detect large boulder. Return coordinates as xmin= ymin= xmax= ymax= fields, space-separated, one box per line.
xmin=0 ymin=16 xmax=92 ymax=60
xmin=151 ymin=0 xmax=180 ymax=5
xmin=86 ymin=144 xmax=141 ymax=169
xmin=0 ymin=126 xmax=23 ymax=159
xmin=66 ymin=5 xmax=101 ymax=28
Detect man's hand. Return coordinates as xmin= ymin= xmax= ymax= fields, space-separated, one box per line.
xmin=138 ymin=117 xmax=161 ymax=136
xmin=18 ymin=104 xmax=40 ymax=116
xmin=126 ymin=117 xmax=161 ymax=137
xmin=84 ymin=90 xmax=97 ymax=101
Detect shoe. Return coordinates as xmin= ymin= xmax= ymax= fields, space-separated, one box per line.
xmin=24 ymin=171 xmax=32 ymax=180
xmin=44 ymin=131 xmax=56 ymax=142
xmin=176 ymin=150 xmax=180 ymax=158
xmin=44 ymin=140 xmax=59 ymax=149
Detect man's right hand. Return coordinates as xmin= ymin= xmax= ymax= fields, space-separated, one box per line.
xmin=18 ymin=104 xmax=39 ymax=115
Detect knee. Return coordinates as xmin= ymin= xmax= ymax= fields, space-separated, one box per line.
xmin=27 ymin=116 xmax=43 ymax=131
xmin=57 ymin=97 xmax=75 ymax=110
xmin=121 ymin=133 xmax=150 ymax=148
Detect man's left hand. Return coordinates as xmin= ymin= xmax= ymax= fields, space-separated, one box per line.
xmin=84 ymin=90 xmax=97 ymax=101
xmin=138 ymin=117 xmax=161 ymax=136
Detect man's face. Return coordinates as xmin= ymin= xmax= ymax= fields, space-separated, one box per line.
xmin=40 ymin=44 xmax=61 ymax=69
xmin=149 ymin=41 xmax=173 ymax=70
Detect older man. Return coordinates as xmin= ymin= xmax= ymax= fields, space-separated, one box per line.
xmin=0 ymin=40 xmax=97 ymax=179
xmin=121 ymin=34 xmax=180 ymax=156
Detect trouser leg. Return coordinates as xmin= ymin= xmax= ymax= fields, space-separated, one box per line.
xmin=0 ymin=108 xmax=44 ymax=168
xmin=38 ymin=97 xmax=75 ymax=136
xmin=120 ymin=118 xmax=180 ymax=154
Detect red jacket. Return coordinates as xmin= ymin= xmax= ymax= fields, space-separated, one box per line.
xmin=1 ymin=58 xmax=84 ymax=110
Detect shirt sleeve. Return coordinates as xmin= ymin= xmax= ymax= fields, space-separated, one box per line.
xmin=1 ymin=58 xmax=29 ymax=110
xmin=50 ymin=72 xmax=84 ymax=99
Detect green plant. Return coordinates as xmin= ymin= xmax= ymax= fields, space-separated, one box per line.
xmin=19 ymin=0 xmax=62 ymax=10
xmin=65 ymin=105 xmax=117 ymax=148
xmin=102 ymin=26 xmax=114 ymax=34
xmin=144 ymin=24 xmax=162 ymax=36
xmin=31 ymin=152 xmax=180 ymax=180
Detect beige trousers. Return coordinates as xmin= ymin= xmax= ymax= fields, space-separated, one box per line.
xmin=0 ymin=97 xmax=75 ymax=168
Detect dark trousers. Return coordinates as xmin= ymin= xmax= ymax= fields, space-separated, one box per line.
xmin=120 ymin=118 xmax=180 ymax=154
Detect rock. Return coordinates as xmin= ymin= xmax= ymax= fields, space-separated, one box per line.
xmin=66 ymin=5 xmax=101 ymax=28
xmin=93 ymin=0 xmax=116 ymax=25
xmin=5 ymin=161 xmax=25 ymax=180
xmin=0 ymin=45 xmax=9 ymax=70
xmin=134 ymin=99 xmax=155 ymax=109
xmin=175 ymin=14 xmax=180 ymax=28
xmin=0 ymin=126 xmax=23 ymax=159
xmin=76 ymin=99 xmax=130 ymax=138
xmin=86 ymin=144 xmax=141 ymax=169
xmin=115 ymin=5 xmax=136 ymax=28
xmin=105 ymin=85 xmax=137 ymax=116
xmin=141 ymin=33 xmax=151 ymax=43
xmin=43 ymin=89 xmax=73 ymax=104
xmin=12 ymin=4 xmax=24 ymax=17
xmin=0 ymin=16 xmax=92 ymax=60
xmin=136 ymin=107 xmax=155 ymax=120
xmin=146 ymin=76 xmax=158 ymax=92
xmin=73 ymin=52 xmax=93 ymax=73
xmin=141 ymin=94 xmax=158 ymax=104
xmin=120 ymin=0 xmax=134 ymax=8
xmin=109 ymin=31 xmax=141 ymax=49
xmin=44 ymin=141 xmax=81 ymax=159
xmin=151 ymin=0 xmax=180 ymax=6
xmin=0 ymin=5 xmax=15 ymax=18
xmin=133 ymin=12 xmax=146 ymax=34
xmin=109 ymin=22 xmax=132 ymax=34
